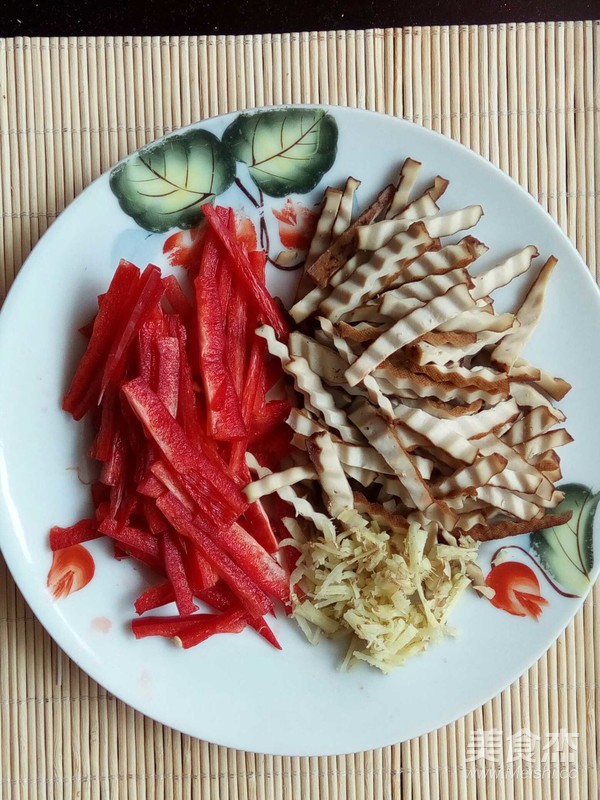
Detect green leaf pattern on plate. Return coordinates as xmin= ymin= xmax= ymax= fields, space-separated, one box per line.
xmin=530 ymin=483 xmax=597 ymax=596
xmin=110 ymin=129 xmax=236 ymax=233
xmin=222 ymin=108 xmax=338 ymax=197
xmin=110 ymin=108 xmax=339 ymax=231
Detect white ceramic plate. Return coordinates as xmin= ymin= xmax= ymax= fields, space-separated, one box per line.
xmin=0 ymin=106 xmax=599 ymax=756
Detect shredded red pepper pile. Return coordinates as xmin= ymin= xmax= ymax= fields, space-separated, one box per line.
xmin=51 ymin=205 xmax=294 ymax=649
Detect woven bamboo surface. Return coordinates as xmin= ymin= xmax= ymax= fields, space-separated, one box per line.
xmin=0 ymin=24 xmax=598 ymax=799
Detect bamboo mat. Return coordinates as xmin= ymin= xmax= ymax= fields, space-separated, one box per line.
xmin=0 ymin=23 xmax=599 ymax=799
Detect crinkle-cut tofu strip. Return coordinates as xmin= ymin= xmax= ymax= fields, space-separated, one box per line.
xmin=391 ymin=403 xmax=479 ymax=464
xmin=509 ymin=381 xmax=566 ymax=421
xmin=287 ymin=409 xmax=429 ymax=476
xmin=475 ymin=485 xmax=542 ymax=522
xmin=514 ymin=428 xmax=573 ymax=461
xmin=470 ymin=245 xmax=539 ymax=300
xmin=287 ymin=332 xmax=349 ymax=385
xmin=318 ymin=225 xmax=434 ymax=322
xmin=356 ymin=205 xmax=484 ymax=251
xmin=352 ymin=491 xmax=410 ymax=531
xmin=246 ymin=454 xmax=337 ymax=541
xmin=409 ymin=326 xmax=514 ymax=366
xmin=412 ymin=363 xmax=509 ymax=396
xmin=463 ymin=511 xmax=572 ymax=541
xmin=331 ymin=176 xmax=361 ymax=238
xmin=341 ymin=304 xmax=391 ymax=325
xmin=244 ymin=464 xmax=318 ymax=503
xmin=440 ymin=398 xmax=520 ymax=440
xmin=374 ymin=363 xmax=504 ymax=404
xmin=292 ymin=431 xmax=395 ymax=475
xmin=287 ymin=330 xmax=394 ymax=418
xmin=305 ymin=431 xmax=354 ymax=517
xmin=386 ymin=157 xmax=422 ymax=217
xmin=317 ymin=316 xmax=395 ymax=419
xmin=510 ymin=357 xmax=571 ymax=401
xmin=392 ymin=177 xmax=449 ymax=221
xmin=294 ymin=220 xmax=434 ymax=326
xmin=431 ymin=453 xmax=508 ymax=497
xmin=488 ymin=467 xmax=545 ymax=494
xmin=378 ymin=269 xmax=472 ymax=319
xmin=491 ymin=256 xmax=558 ymax=372
xmin=286 ymin=406 xmax=424 ymax=460
xmin=306 ymin=184 xmax=396 ymax=288
xmin=384 ymin=237 xmax=488 ymax=291
xmin=476 ymin=433 xmax=554 ymax=501
xmin=305 ymin=187 xmax=343 ymax=269
xmin=400 ymin=396 xmax=483 ymax=419
xmin=502 ymin=405 xmax=564 ymax=446
xmin=343 ymin=459 xmax=415 ymax=511
xmin=393 ymin=192 xmax=440 ymax=221
xmin=256 ymin=324 xmax=364 ymax=444
xmin=345 ymin=283 xmax=477 ymax=386
xmin=348 ymin=399 xmax=457 ymax=529
xmin=437 ymin=309 xmax=516 ymax=333
xmin=294 ymin=187 xmax=343 ymax=304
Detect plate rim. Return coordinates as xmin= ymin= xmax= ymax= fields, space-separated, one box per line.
xmin=0 ymin=103 xmax=599 ymax=756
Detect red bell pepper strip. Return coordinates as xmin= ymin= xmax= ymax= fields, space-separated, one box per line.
xmin=78 ymin=316 xmax=95 ymax=339
xmin=224 ymin=288 xmax=248 ymax=399
xmin=195 ymin=244 xmax=247 ymax=441
xmin=95 ymin=501 xmax=110 ymax=525
xmin=134 ymin=580 xmax=175 ymax=615
xmin=264 ymin=357 xmax=285 ymax=393
xmin=150 ymin=460 xmax=196 ymax=511
xmin=248 ymin=250 xmax=266 ymax=283
xmin=121 ymin=378 xmax=247 ymax=519
xmin=63 ymin=259 xmax=140 ymax=420
xmin=131 ymin=612 xmax=221 ymax=639
xmin=112 ymin=541 xmax=164 ymax=574
xmin=99 ymin=427 xmax=127 ymax=487
xmin=186 ymin=543 xmax=219 ymax=591
xmin=228 ymin=438 xmax=279 ymax=554
xmin=243 ymin=336 xmax=267 ymax=422
xmin=162 ymin=274 xmax=192 ymax=321
xmin=248 ymin=400 xmax=292 ymax=443
xmin=203 ymin=520 xmax=289 ymax=601
xmin=137 ymin=321 xmax=156 ymax=384
xmin=89 ymin=389 xmax=118 ymax=462
xmin=197 ymin=582 xmax=236 ymax=611
xmin=197 ymin=584 xmax=280 ymax=648
xmin=100 ymin=264 xmax=164 ymax=398
xmin=138 ymin=575 xmax=270 ymax=644
xmin=49 ymin=519 xmax=101 ymax=551
xmin=156 ymin=451 xmax=285 ymax=599
xmin=198 ymin=581 xmax=281 ymax=650
xmin=137 ymin=472 xmax=164 ymax=498
xmin=90 ymin=482 xmax=110 ymax=508
xmin=202 ymin=204 xmax=290 ymax=340
xmin=162 ymin=532 xmax=198 ymax=616
xmin=175 ymin=608 xmax=247 ymax=649
xmin=228 ymin=438 xmax=248 ymax=477
xmin=142 ymin=497 xmax=169 ymax=535
xmin=155 ymin=336 xmax=180 ymax=418
xmin=156 ymin=492 xmax=272 ymax=618
xmin=248 ymin=423 xmax=293 ymax=470
xmin=249 ymin=616 xmax=281 ymax=650
xmin=99 ymin=519 xmax=161 ymax=560
xmin=169 ymin=317 xmax=205 ymax=443
xmin=217 ymin=252 xmax=233 ymax=319
xmin=240 ymin=501 xmax=279 ymax=554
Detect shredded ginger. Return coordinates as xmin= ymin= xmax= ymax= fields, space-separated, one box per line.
xmin=283 ymin=513 xmax=479 ymax=674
